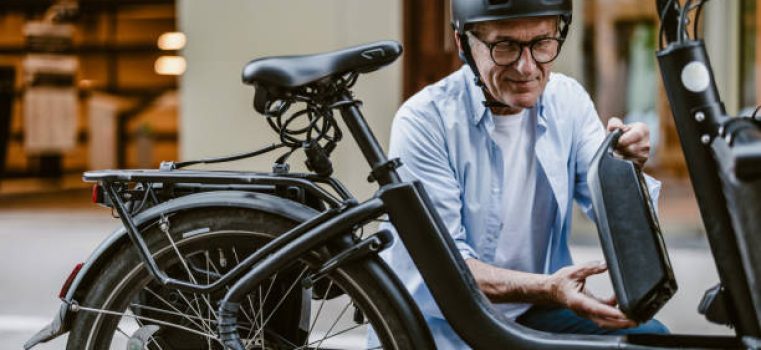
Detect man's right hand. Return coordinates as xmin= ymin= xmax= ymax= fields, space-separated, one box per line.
xmin=547 ymin=261 xmax=637 ymax=329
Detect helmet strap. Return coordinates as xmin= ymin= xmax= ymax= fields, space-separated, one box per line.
xmin=559 ymin=14 xmax=572 ymax=39
xmin=457 ymin=32 xmax=484 ymax=87
xmin=457 ymin=32 xmax=512 ymax=110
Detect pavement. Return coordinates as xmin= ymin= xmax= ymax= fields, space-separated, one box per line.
xmin=0 ymin=175 xmax=735 ymax=349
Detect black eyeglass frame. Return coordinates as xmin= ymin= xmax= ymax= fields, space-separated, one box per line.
xmin=466 ymin=31 xmax=565 ymax=66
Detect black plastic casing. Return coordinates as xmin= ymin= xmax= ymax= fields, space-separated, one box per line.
xmin=587 ymin=130 xmax=677 ymax=322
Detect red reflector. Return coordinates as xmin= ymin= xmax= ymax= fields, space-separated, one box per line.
xmin=91 ymin=184 xmax=102 ymax=204
xmin=59 ymin=262 xmax=84 ymax=299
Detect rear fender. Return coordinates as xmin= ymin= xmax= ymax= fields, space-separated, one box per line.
xmin=25 ymin=190 xmax=317 ymax=349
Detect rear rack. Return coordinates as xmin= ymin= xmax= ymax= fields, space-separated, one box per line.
xmin=83 ymin=169 xmax=352 ymax=208
xmin=83 ymin=167 xmax=359 ymax=295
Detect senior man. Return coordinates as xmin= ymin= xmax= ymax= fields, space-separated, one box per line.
xmin=380 ymin=1 xmax=668 ymax=348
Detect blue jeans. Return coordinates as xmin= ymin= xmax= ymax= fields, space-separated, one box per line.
xmin=516 ymin=305 xmax=670 ymax=335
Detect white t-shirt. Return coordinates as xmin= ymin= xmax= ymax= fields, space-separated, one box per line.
xmin=491 ymin=109 xmax=556 ymax=319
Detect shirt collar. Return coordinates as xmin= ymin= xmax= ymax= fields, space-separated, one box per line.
xmin=463 ymin=67 xmax=488 ymax=126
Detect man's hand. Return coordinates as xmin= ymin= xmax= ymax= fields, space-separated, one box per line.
xmin=606 ymin=117 xmax=650 ymax=168
xmin=548 ymin=261 xmax=637 ymax=329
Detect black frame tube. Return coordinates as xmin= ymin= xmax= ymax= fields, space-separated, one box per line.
xmin=336 ymin=93 xmax=401 ymax=186
xmin=381 ymin=182 xmax=636 ymax=350
xmin=657 ymin=40 xmax=761 ymax=337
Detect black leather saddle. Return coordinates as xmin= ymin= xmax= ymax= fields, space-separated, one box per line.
xmin=242 ymin=40 xmax=402 ymax=89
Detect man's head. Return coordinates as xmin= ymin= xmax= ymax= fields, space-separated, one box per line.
xmin=451 ymin=0 xmax=572 ymax=112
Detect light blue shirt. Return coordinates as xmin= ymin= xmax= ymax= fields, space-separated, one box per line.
xmin=379 ymin=66 xmax=661 ymax=349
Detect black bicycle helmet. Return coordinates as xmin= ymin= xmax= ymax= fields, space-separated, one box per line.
xmin=451 ymin=0 xmax=572 ymax=37
xmin=451 ymin=0 xmax=572 ymax=94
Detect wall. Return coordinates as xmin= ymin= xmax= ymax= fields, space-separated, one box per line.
xmin=704 ymin=0 xmax=741 ymax=115
xmin=552 ymin=0 xmax=585 ymax=83
xmin=178 ymin=0 xmax=402 ymax=199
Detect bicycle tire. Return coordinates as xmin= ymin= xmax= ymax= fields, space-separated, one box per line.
xmin=66 ymin=207 xmax=424 ymax=349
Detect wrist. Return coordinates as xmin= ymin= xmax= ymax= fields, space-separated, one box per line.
xmin=541 ymin=273 xmax=562 ymax=305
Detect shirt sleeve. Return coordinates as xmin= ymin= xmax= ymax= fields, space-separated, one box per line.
xmin=388 ymin=104 xmax=480 ymax=261
xmin=571 ymin=84 xmax=662 ymax=220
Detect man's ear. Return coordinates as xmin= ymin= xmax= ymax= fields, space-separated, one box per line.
xmin=454 ymin=31 xmax=464 ymax=54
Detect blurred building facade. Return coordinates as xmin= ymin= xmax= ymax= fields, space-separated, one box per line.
xmin=0 ymin=0 xmax=178 ymax=180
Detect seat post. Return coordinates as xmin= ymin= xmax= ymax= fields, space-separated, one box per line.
xmin=336 ymin=93 xmax=401 ymax=186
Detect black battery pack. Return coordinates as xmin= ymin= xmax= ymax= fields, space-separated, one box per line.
xmin=587 ymin=129 xmax=678 ymax=323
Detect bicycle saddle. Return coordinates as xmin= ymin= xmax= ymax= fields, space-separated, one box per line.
xmin=587 ymin=129 xmax=677 ymax=322
xmin=242 ymin=40 xmax=402 ymax=88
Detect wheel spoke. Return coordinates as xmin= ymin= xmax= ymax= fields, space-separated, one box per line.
xmin=80 ymin=224 xmax=402 ymax=349
xmin=231 ymin=247 xmax=258 ymax=327
xmin=142 ymin=287 xmax=209 ymax=332
xmin=313 ymin=299 xmax=352 ymax=349
xmin=250 ymin=266 xmax=309 ymax=343
xmin=77 ymin=304 xmax=224 ymax=346
xmin=161 ymin=222 xmax=219 ymax=328
xmin=133 ymin=313 xmax=165 ymax=350
xmin=205 ymin=253 xmax=213 ymax=350
xmin=233 ymin=247 xmax=263 ymax=348
xmin=243 ymin=271 xmax=279 ymax=348
xmin=299 ymin=321 xmax=370 ymax=350
xmin=305 ymin=280 xmax=334 ymax=346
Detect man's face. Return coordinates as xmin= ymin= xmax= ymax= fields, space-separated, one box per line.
xmin=466 ymin=17 xmax=559 ymax=112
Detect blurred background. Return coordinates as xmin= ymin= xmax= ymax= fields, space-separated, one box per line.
xmin=0 ymin=0 xmax=757 ymax=347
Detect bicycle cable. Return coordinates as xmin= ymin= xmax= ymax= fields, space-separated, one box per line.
xmin=658 ymin=0 xmax=678 ymax=49
xmin=677 ymin=0 xmax=693 ymax=43
xmin=170 ymin=143 xmax=288 ymax=170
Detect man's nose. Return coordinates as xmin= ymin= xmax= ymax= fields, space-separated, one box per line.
xmin=514 ymin=46 xmax=536 ymax=75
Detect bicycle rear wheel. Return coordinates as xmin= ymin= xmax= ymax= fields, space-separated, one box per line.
xmin=66 ymin=207 xmax=427 ymax=349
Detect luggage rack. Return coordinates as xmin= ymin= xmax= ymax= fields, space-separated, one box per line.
xmin=83 ymin=168 xmax=351 ymax=209
xmin=81 ymin=167 xmax=362 ymax=296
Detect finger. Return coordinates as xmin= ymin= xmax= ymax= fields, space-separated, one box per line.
xmin=606 ymin=117 xmax=625 ymax=132
xmin=587 ymin=314 xmax=638 ymax=329
xmin=568 ymin=294 xmax=627 ymax=320
xmin=617 ymin=127 xmax=647 ymax=148
xmin=601 ymin=294 xmax=618 ymax=306
xmin=617 ymin=143 xmax=648 ymax=159
xmin=616 ymin=144 xmax=649 ymax=167
xmin=569 ymin=261 xmax=607 ymax=279
xmin=582 ymin=289 xmax=617 ymax=307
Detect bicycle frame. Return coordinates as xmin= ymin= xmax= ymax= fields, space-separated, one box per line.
xmin=26 ymin=1 xmax=761 ymax=348
xmin=656 ymin=0 xmax=761 ymax=338
xmin=89 ymin=35 xmax=757 ymax=349
xmin=215 ymin=92 xmax=747 ymax=348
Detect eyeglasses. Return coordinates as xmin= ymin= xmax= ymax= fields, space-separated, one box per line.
xmin=466 ymin=31 xmax=564 ymax=66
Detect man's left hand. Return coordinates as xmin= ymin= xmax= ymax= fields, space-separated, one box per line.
xmin=606 ymin=117 xmax=650 ymax=168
